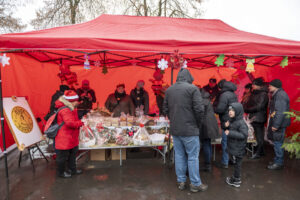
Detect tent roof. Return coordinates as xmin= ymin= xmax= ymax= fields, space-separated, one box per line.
xmin=1 ymin=14 xmax=300 ymax=56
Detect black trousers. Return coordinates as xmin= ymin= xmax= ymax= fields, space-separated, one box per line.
xmin=56 ymin=146 xmax=78 ymax=175
xmin=252 ymin=122 xmax=265 ymax=156
xmin=232 ymin=155 xmax=243 ymax=179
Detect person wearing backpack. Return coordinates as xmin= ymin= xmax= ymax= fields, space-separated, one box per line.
xmin=54 ymin=90 xmax=84 ymax=178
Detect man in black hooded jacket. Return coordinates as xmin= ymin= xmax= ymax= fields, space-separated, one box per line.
xmin=163 ymin=68 xmax=207 ymax=193
xmin=214 ymin=81 xmax=238 ymax=168
xmin=243 ymin=78 xmax=269 ymax=159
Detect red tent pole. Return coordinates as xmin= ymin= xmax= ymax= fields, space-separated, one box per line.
xmin=0 ymin=64 xmax=9 ymax=180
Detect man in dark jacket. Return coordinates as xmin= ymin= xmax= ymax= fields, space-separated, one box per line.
xmin=130 ymin=80 xmax=149 ymax=115
xmin=199 ymin=88 xmax=219 ymax=172
xmin=267 ymin=79 xmax=291 ymax=170
xmin=214 ymin=81 xmax=238 ymax=168
xmin=163 ymin=68 xmax=207 ymax=193
xmin=77 ymin=80 xmax=96 ymax=118
xmin=203 ymin=78 xmax=219 ymax=101
xmin=44 ymin=84 xmax=69 ymax=121
xmin=224 ymin=103 xmax=248 ymax=188
xmin=105 ymin=84 xmax=135 ymax=117
xmin=244 ymin=78 xmax=269 ymax=159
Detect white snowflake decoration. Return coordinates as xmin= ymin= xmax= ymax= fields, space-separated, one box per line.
xmin=0 ymin=53 xmax=10 ymax=67
xmin=182 ymin=60 xmax=188 ymax=68
xmin=158 ymin=58 xmax=168 ymax=70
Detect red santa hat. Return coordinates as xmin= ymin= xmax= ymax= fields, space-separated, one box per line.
xmin=63 ymin=90 xmax=79 ymax=102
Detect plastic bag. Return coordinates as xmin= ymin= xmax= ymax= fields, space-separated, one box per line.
xmin=244 ymin=116 xmax=254 ymax=141
xmin=133 ymin=124 xmax=151 ymax=145
xmin=80 ymin=125 xmax=96 ymax=148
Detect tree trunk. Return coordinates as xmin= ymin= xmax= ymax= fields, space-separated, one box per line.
xmin=143 ymin=0 xmax=148 ymax=16
xmin=158 ymin=0 xmax=162 ymax=16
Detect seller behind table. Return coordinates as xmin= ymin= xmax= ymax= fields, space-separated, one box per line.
xmin=105 ymin=83 xmax=135 ymax=117
xmin=130 ymin=80 xmax=149 ymax=115
xmin=76 ymin=80 xmax=96 ymax=119
xmin=203 ymin=78 xmax=219 ymax=102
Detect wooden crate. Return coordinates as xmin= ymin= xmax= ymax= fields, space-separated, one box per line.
xmin=111 ymin=148 xmax=126 ymax=160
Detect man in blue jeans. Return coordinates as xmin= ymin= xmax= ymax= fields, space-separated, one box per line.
xmin=267 ymin=79 xmax=290 ymax=170
xmin=163 ymin=68 xmax=207 ymax=193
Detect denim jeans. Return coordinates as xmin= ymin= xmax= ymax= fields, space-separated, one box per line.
xmin=173 ymin=135 xmax=201 ymax=186
xmin=221 ymin=130 xmax=229 ymax=165
xmin=273 ymin=128 xmax=285 ymax=165
xmin=201 ymin=138 xmax=212 ymax=165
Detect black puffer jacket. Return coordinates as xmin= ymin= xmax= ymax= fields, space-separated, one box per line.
xmin=200 ymin=89 xmax=219 ymax=140
xmin=163 ymin=69 xmax=204 ymax=136
xmin=267 ymin=88 xmax=291 ymax=141
xmin=227 ymin=103 xmax=248 ymax=157
xmin=214 ymin=81 xmax=238 ymax=128
xmin=243 ymin=88 xmax=269 ymax=123
xmin=130 ymin=88 xmax=149 ymax=115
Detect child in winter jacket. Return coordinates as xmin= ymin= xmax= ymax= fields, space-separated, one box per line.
xmin=224 ymin=102 xmax=248 ymax=187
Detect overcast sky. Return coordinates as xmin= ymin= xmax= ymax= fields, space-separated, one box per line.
xmin=15 ymin=0 xmax=300 ymax=41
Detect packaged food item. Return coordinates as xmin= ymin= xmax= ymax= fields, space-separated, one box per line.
xmin=111 ymin=118 xmax=119 ymax=127
xmin=126 ymin=116 xmax=135 ymax=126
xmin=103 ymin=117 xmax=112 ymax=127
xmin=133 ymin=124 xmax=150 ymax=146
xmin=80 ymin=125 xmax=96 ymax=148
xmin=149 ymin=133 xmax=166 ymax=145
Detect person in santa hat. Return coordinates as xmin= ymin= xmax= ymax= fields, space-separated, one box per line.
xmin=54 ymin=90 xmax=84 ymax=178
xmin=76 ymin=79 xmax=96 ymax=119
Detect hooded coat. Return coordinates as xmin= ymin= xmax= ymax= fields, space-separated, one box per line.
xmin=227 ymin=103 xmax=249 ymax=157
xmin=55 ymin=97 xmax=84 ymax=150
xmin=163 ymin=69 xmax=204 ymax=136
xmin=214 ymin=81 xmax=238 ymax=128
xmin=267 ymin=88 xmax=291 ymax=141
xmin=200 ymin=89 xmax=219 ymax=140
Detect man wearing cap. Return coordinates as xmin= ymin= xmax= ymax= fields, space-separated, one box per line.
xmin=54 ymin=90 xmax=84 ymax=178
xmin=203 ymin=78 xmax=219 ymax=101
xmin=105 ymin=84 xmax=135 ymax=117
xmin=130 ymin=80 xmax=149 ymax=115
xmin=244 ymin=78 xmax=269 ymax=159
xmin=267 ymin=79 xmax=291 ymax=170
xmin=76 ymin=80 xmax=96 ymax=119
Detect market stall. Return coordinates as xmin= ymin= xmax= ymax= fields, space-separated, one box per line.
xmin=1 ymin=14 xmax=300 ymax=178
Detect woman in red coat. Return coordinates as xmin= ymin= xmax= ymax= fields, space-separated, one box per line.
xmin=55 ymin=90 xmax=84 ymax=178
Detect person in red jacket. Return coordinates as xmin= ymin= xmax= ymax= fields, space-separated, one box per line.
xmin=55 ymin=90 xmax=84 ymax=178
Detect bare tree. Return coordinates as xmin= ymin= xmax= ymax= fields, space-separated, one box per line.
xmin=31 ymin=0 xmax=107 ymax=30
xmin=121 ymin=0 xmax=203 ymax=18
xmin=0 ymin=0 xmax=26 ymax=33
xmin=31 ymin=0 xmax=203 ymax=30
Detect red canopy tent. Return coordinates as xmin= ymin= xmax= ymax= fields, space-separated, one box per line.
xmin=0 ymin=14 xmax=299 ymax=165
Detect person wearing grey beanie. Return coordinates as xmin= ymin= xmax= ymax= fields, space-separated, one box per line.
xmin=267 ymin=79 xmax=290 ymax=170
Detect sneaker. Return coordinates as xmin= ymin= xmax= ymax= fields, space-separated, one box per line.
xmin=267 ymin=163 xmax=284 ymax=170
xmin=69 ymin=169 xmax=83 ymax=175
xmin=250 ymin=154 xmax=261 ymax=160
xmin=226 ymin=177 xmax=241 ymax=188
xmin=58 ymin=171 xmax=72 ymax=178
xmin=177 ymin=182 xmax=186 ymax=191
xmin=190 ymin=184 xmax=208 ymax=193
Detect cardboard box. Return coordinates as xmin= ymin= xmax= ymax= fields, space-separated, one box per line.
xmin=90 ymin=149 xmax=109 ymax=161
xmin=111 ymin=148 xmax=126 ymax=160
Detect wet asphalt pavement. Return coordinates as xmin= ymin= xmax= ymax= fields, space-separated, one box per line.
xmin=0 ymin=145 xmax=299 ymax=200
